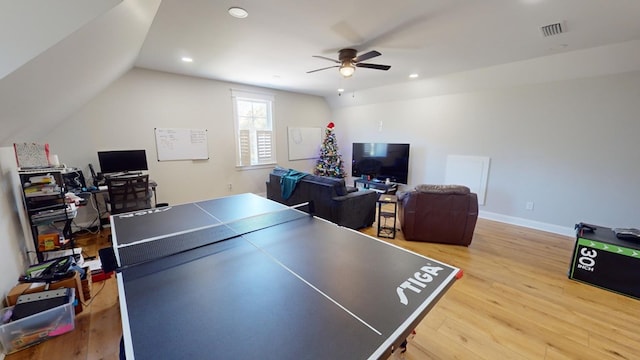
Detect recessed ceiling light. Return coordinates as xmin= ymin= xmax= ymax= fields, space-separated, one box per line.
xmin=409 ymin=73 xmax=419 ymax=79
xmin=181 ymin=57 xmax=193 ymax=63
xmin=337 ymin=88 xmax=345 ymax=92
xmin=228 ymin=7 xmax=248 ymax=18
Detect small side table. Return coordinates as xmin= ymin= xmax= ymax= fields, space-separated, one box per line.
xmin=377 ymin=194 xmax=397 ymax=238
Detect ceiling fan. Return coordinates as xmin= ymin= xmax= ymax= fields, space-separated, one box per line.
xmin=307 ymin=48 xmax=391 ymax=78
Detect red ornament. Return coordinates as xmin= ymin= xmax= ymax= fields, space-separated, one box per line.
xmin=327 ymin=122 xmax=335 ymax=129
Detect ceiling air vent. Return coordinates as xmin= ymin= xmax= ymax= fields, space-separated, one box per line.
xmin=540 ymin=21 xmax=565 ymax=37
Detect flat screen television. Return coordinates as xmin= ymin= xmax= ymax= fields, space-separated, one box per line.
xmin=352 ymin=143 xmax=410 ymax=184
xmin=97 ymin=150 xmax=148 ymax=174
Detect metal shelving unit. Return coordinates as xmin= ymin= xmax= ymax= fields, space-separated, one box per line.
xmin=18 ymin=169 xmax=76 ymax=263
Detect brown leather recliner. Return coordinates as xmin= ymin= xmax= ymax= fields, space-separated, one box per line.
xmin=398 ymin=184 xmax=479 ymax=246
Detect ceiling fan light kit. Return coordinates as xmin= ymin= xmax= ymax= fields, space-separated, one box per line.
xmin=339 ymin=62 xmax=356 ymax=77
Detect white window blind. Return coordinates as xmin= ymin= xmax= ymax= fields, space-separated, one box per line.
xmin=231 ymin=90 xmax=276 ymax=167
xmin=238 ymin=130 xmax=251 ymax=166
xmin=256 ymin=130 xmax=274 ymax=163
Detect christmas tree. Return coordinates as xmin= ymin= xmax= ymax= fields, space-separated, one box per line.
xmin=314 ymin=122 xmax=345 ymax=178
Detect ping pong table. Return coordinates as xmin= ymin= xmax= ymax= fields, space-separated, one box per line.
xmin=109 ymin=193 xmax=460 ymax=359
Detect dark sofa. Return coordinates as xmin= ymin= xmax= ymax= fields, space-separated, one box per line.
xmin=266 ymin=167 xmax=378 ymax=229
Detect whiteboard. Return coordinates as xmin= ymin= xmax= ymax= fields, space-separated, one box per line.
xmin=445 ymin=155 xmax=491 ymax=205
xmin=288 ymin=127 xmax=322 ymax=160
xmin=155 ymin=128 xmax=209 ymax=161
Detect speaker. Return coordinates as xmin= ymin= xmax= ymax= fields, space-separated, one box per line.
xmin=99 ymin=247 xmax=118 ymax=273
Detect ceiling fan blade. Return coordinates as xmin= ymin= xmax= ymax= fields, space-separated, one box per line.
xmin=353 ymin=50 xmax=381 ymax=63
xmin=307 ymin=65 xmax=339 ymax=74
xmin=356 ymin=63 xmax=391 ymax=71
xmin=312 ymin=55 xmax=340 ymax=63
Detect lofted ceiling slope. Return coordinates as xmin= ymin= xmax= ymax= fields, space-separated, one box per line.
xmin=0 ymin=0 xmax=160 ymax=147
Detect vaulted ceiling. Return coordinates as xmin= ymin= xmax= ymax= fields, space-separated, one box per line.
xmin=2 ymin=0 xmax=640 ymax=146
xmin=136 ymin=0 xmax=640 ymax=97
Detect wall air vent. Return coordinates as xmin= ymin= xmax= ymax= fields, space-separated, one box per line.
xmin=540 ymin=22 xmax=565 ymax=37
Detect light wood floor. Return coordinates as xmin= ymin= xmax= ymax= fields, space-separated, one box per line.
xmin=7 ymin=217 xmax=640 ymax=360
xmin=5 ymin=230 xmax=122 ymax=360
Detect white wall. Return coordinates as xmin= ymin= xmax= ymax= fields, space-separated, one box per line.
xmin=45 ymin=68 xmax=331 ymax=206
xmin=334 ymin=70 xmax=640 ymax=234
xmin=16 ymin=63 xmax=640 ymax=237
xmin=0 ymin=147 xmax=30 ymax=308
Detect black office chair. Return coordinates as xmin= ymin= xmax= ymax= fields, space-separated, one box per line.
xmin=105 ymin=174 xmax=152 ymax=215
xmin=88 ymin=163 xmax=104 ymax=186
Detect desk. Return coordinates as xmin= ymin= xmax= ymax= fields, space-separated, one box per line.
xmin=90 ymin=180 xmax=158 ymax=229
xmin=90 ymin=187 xmax=108 ymax=229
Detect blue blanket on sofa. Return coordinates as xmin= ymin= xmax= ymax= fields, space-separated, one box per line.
xmin=280 ymin=169 xmax=308 ymax=200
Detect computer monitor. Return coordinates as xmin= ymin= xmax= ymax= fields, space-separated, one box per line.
xmin=97 ymin=150 xmax=148 ymax=175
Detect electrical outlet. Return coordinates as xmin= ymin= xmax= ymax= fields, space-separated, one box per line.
xmin=227 ymin=183 xmax=232 ymax=191
xmin=525 ymin=201 xmax=534 ymax=211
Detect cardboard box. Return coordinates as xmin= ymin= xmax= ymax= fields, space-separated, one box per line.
xmin=6 ymin=271 xmax=83 ymax=314
xmin=37 ymin=233 xmax=60 ymax=251
xmin=81 ymin=266 xmax=92 ymax=301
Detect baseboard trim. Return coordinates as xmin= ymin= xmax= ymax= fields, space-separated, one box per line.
xmin=479 ymin=210 xmax=575 ymax=238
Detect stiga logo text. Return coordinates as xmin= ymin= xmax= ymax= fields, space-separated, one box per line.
xmin=397 ymin=265 xmax=443 ymax=305
xmin=577 ymin=247 xmax=597 ymax=272
xmin=117 ymin=207 xmax=172 ymax=218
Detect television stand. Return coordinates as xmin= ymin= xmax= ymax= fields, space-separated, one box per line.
xmin=354 ymin=178 xmax=397 ymax=194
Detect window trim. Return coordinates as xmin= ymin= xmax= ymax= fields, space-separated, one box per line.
xmin=231 ymin=89 xmax=276 ymax=169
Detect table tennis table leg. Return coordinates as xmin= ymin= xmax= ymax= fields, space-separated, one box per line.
xmin=119 ymin=336 xmax=125 ymax=360
xmin=390 ymin=329 xmax=416 ymax=358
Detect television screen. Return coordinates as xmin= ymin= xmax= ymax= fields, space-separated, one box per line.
xmin=352 ymin=143 xmax=410 ymax=184
xmin=98 ymin=150 xmax=148 ymax=174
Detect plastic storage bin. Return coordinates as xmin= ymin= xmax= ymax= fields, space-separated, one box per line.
xmin=0 ymin=288 xmax=75 ymax=354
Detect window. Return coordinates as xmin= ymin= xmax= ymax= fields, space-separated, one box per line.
xmin=231 ymin=90 xmax=276 ymax=167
